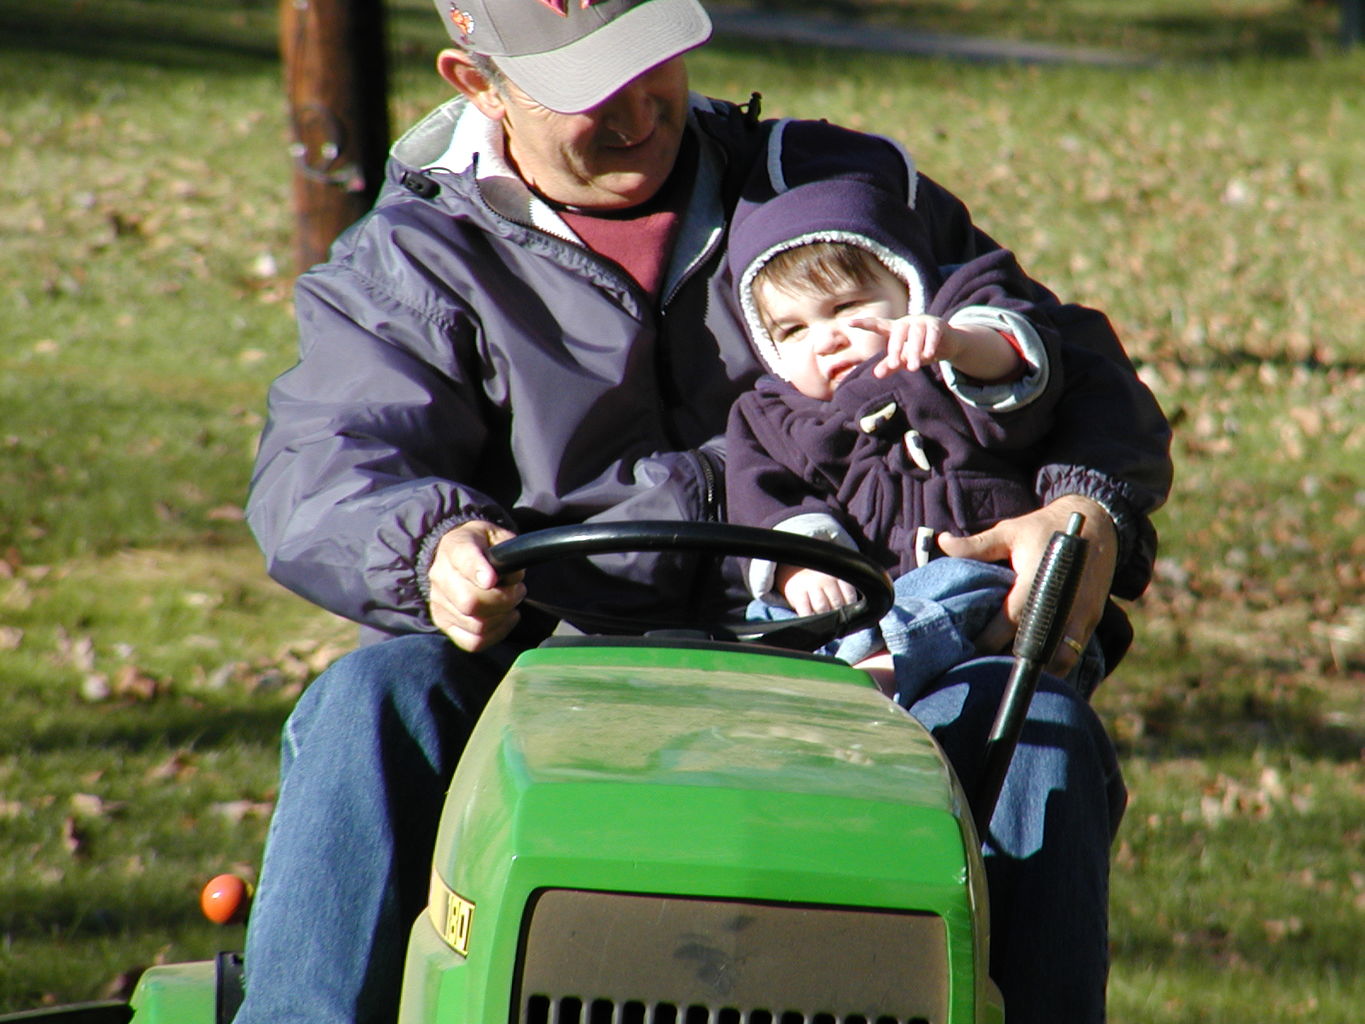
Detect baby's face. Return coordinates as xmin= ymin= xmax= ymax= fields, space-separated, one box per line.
xmin=756 ymin=264 xmax=908 ymax=400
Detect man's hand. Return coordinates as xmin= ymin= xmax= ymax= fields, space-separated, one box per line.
xmin=777 ymin=565 xmax=858 ymax=617
xmin=937 ymin=495 xmax=1117 ymax=675
xmin=427 ymin=520 xmax=526 ymax=652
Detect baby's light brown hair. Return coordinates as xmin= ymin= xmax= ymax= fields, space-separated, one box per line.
xmin=752 ymin=241 xmax=888 ymax=323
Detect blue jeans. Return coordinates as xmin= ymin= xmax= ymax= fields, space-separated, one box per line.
xmin=235 ymin=633 xmax=1124 ymax=1024
xmin=751 ymin=557 xmax=1106 ymax=704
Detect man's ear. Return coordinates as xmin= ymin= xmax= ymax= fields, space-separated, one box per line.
xmin=437 ymin=49 xmax=505 ymax=120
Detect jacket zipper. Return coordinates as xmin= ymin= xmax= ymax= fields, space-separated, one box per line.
xmin=688 ymin=446 xmax=721 ymax=522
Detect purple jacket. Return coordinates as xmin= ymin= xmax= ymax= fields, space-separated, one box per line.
xmin=245 ymin=95 xmax=1171 ymax=639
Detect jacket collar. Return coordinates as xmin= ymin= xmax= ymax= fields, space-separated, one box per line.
xmin=390 ymin=96 xmax=577 ymax=242
xmin=390 ymin=94 xmax=728 ymax=303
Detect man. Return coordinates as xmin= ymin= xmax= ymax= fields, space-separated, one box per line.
xmin=239 ymin=1 xmax=1172 ymax=1021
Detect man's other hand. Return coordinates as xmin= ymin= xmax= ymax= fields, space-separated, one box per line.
xmin=937 ymin=495 xmax=1117 ymax=676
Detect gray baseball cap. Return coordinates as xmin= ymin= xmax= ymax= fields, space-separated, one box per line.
xmin=435 ymin=0 xmax=712 ymax=113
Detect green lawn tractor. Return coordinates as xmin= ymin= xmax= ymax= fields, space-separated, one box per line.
xmin=5 ymin=519 xmax=1086 ymax=1024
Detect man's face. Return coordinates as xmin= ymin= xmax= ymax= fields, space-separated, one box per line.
xmin=496 ymin=58 xmax=690 ymax=210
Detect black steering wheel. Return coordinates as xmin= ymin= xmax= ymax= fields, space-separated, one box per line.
xmin=487 ymin=521 xmax=894 ymax=651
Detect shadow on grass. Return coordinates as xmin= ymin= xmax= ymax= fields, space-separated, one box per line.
xmin=1133 ymin=12 xmax=1332 ymax=59
xmin=0 ymin=0 xmax=440 ymax=76
xmin=1107 ymin=641 xmax=1365 ymax=764
xmin=3 ymin=701 xmax=291 ymax=758
xmin=4 ymin=0 xmax=1343 ymax=78
xmin=1112 ymin=929 xmax=1363 ymax=993
xmin=711 ymin=0 xmax=1341 ymax=62
xmin=1114 ymin=685 xmax=1365 ymax=763
xmin=1 ymin=880 xmax=225 ymax=941
xmin=0 ymin=0 xmax=278 ymax=73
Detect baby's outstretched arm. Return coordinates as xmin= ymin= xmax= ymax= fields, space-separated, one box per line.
xmin=851 ymin=314 xmax=1022 ymax=382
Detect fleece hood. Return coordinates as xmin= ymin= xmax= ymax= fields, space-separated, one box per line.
xmin=726 ymin=177 xmax=941 ymax=380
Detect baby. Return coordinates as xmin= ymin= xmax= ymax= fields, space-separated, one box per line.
xmin=724 ymin=178 xmax=1102 ymax=701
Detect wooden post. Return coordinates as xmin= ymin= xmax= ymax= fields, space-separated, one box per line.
xmin=280 ymin=0 xmax=391 ymax=273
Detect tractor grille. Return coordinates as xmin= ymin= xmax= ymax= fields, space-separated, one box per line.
xmin=524 ymin=996 xmax=930 ymax=1024
xmin=515 ymin=891 xmax=948 ymax=1024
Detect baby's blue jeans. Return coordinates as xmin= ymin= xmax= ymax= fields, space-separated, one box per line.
xmin=749 ymin=556 xmax=1106 ymax=705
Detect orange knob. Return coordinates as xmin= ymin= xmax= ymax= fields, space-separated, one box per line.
xmin=201 ymin=873 xmax=253 ymax=925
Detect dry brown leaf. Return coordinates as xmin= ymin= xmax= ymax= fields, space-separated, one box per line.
xmin=81 ymin=674 xmax=111 ymax=703
xmin=1262 ymin=917 xmax=1305 ymax=943
xmin=69 ymin=793 xmax=105 ymax=818
xmin=55 ymin=629 xmax=97 ymax=672
xmin=61 ymin=816 xmax=87 ymax=856
xmin=99 ymin=967 xmax=145 ymax=1002
xmin=211 ymin=800 xmax=274 ymax=824
xmin=146 ymin=752 xmax=197 ymax=783
xmin=70 ymin=792 xmax=125 ymax=819
xmin=112 ymin=663 xmax=162 ymax=701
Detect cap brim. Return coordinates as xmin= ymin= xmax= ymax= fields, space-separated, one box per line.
xmin=500 ymin=0 xmax=712 ymax=113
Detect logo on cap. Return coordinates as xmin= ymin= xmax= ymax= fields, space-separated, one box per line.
xmin=447 ymin=3 xmax=474 ymax=37
xmin=535 ymin=0 xmax=609 ymax=15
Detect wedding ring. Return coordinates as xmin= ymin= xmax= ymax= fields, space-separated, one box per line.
xmin=1061 ymin=635 xmax=1085 ymax=657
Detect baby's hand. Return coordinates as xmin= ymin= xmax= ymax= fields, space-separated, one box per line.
xmin=776 ymin=566 xmax=858 ymax=617
xmin=847 ymin=314 xmax=960 ymax=378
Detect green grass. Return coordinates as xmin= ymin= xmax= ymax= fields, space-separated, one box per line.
xmin=2 ymin=1 xmax=1363 ymax=1020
